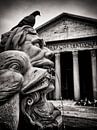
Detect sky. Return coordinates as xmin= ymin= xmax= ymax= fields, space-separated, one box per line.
xmin=1 ymin=0 xmax=97 ymax=36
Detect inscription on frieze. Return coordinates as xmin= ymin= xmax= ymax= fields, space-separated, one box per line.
xmin=46 ymin=39 xmax=97 ymax=51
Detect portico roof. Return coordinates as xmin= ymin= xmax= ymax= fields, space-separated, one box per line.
xmin=36 ymin=12 xmax=97 ymax=32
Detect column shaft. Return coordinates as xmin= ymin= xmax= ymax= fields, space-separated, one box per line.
xmin=55 ymin=53 xmax=61 ymax=99
xmin=91 ymin=50 xmax=97 ymax=99
xmin=72 ymin=51 xmax=80 ymax=101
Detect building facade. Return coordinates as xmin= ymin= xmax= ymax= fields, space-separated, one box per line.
xmin=36 ymin=13 xmax=97 ymax=101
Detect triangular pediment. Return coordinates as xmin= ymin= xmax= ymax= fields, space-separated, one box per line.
xmin=37 ymin=13 xmax=97 ymax=42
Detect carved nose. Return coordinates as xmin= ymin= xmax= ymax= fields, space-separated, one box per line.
xmin=45 ymin=51 xmax=54 ymax=59
xmin=43 ymin=47 xmax=54 ymax=59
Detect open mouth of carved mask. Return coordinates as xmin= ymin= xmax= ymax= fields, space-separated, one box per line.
xmin=20 ymin=67 xmax=55 ymax=128
xmin=22 ymin=67 xmax=55 ymax=94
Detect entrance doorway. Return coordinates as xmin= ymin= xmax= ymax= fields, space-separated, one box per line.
xmin=60 ymin=52 xmax=74 ymax=99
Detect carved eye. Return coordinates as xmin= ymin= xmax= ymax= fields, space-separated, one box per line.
xmin=8 ymin=63 xmax=21 ymax=72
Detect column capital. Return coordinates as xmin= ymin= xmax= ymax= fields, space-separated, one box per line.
xmin=72 ymin=51 xmax=78 ymax=56
xmin=55 ymin=52 xmax=60 ymax=56
xmin=91 ymin=50 xmax=96 ymax=57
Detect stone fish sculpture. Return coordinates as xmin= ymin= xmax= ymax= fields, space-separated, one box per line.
xmin=0 ymin=25 xmax=62 ymax=130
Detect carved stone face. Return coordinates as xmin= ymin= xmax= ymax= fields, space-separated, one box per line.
xmin=0 ymin=50 xmax=53 ymax=96
xmin=0 ymin=50 xmax=55 ymax=130
xmin=1 ymin=26 xmax=54 ymax=74
xmin=0 ymin=26 xmax=61 ymax=129
xmin=21 ymin=33 xmax=54 ymax=68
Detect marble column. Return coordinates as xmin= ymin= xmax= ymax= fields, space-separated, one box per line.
xmin=54 ymin=53 xmax=61 ymax=99
xmin=91 ymin=50 xmax=97 ymax=99
xmin=72 ymin=51 xmax=80 ymax=101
